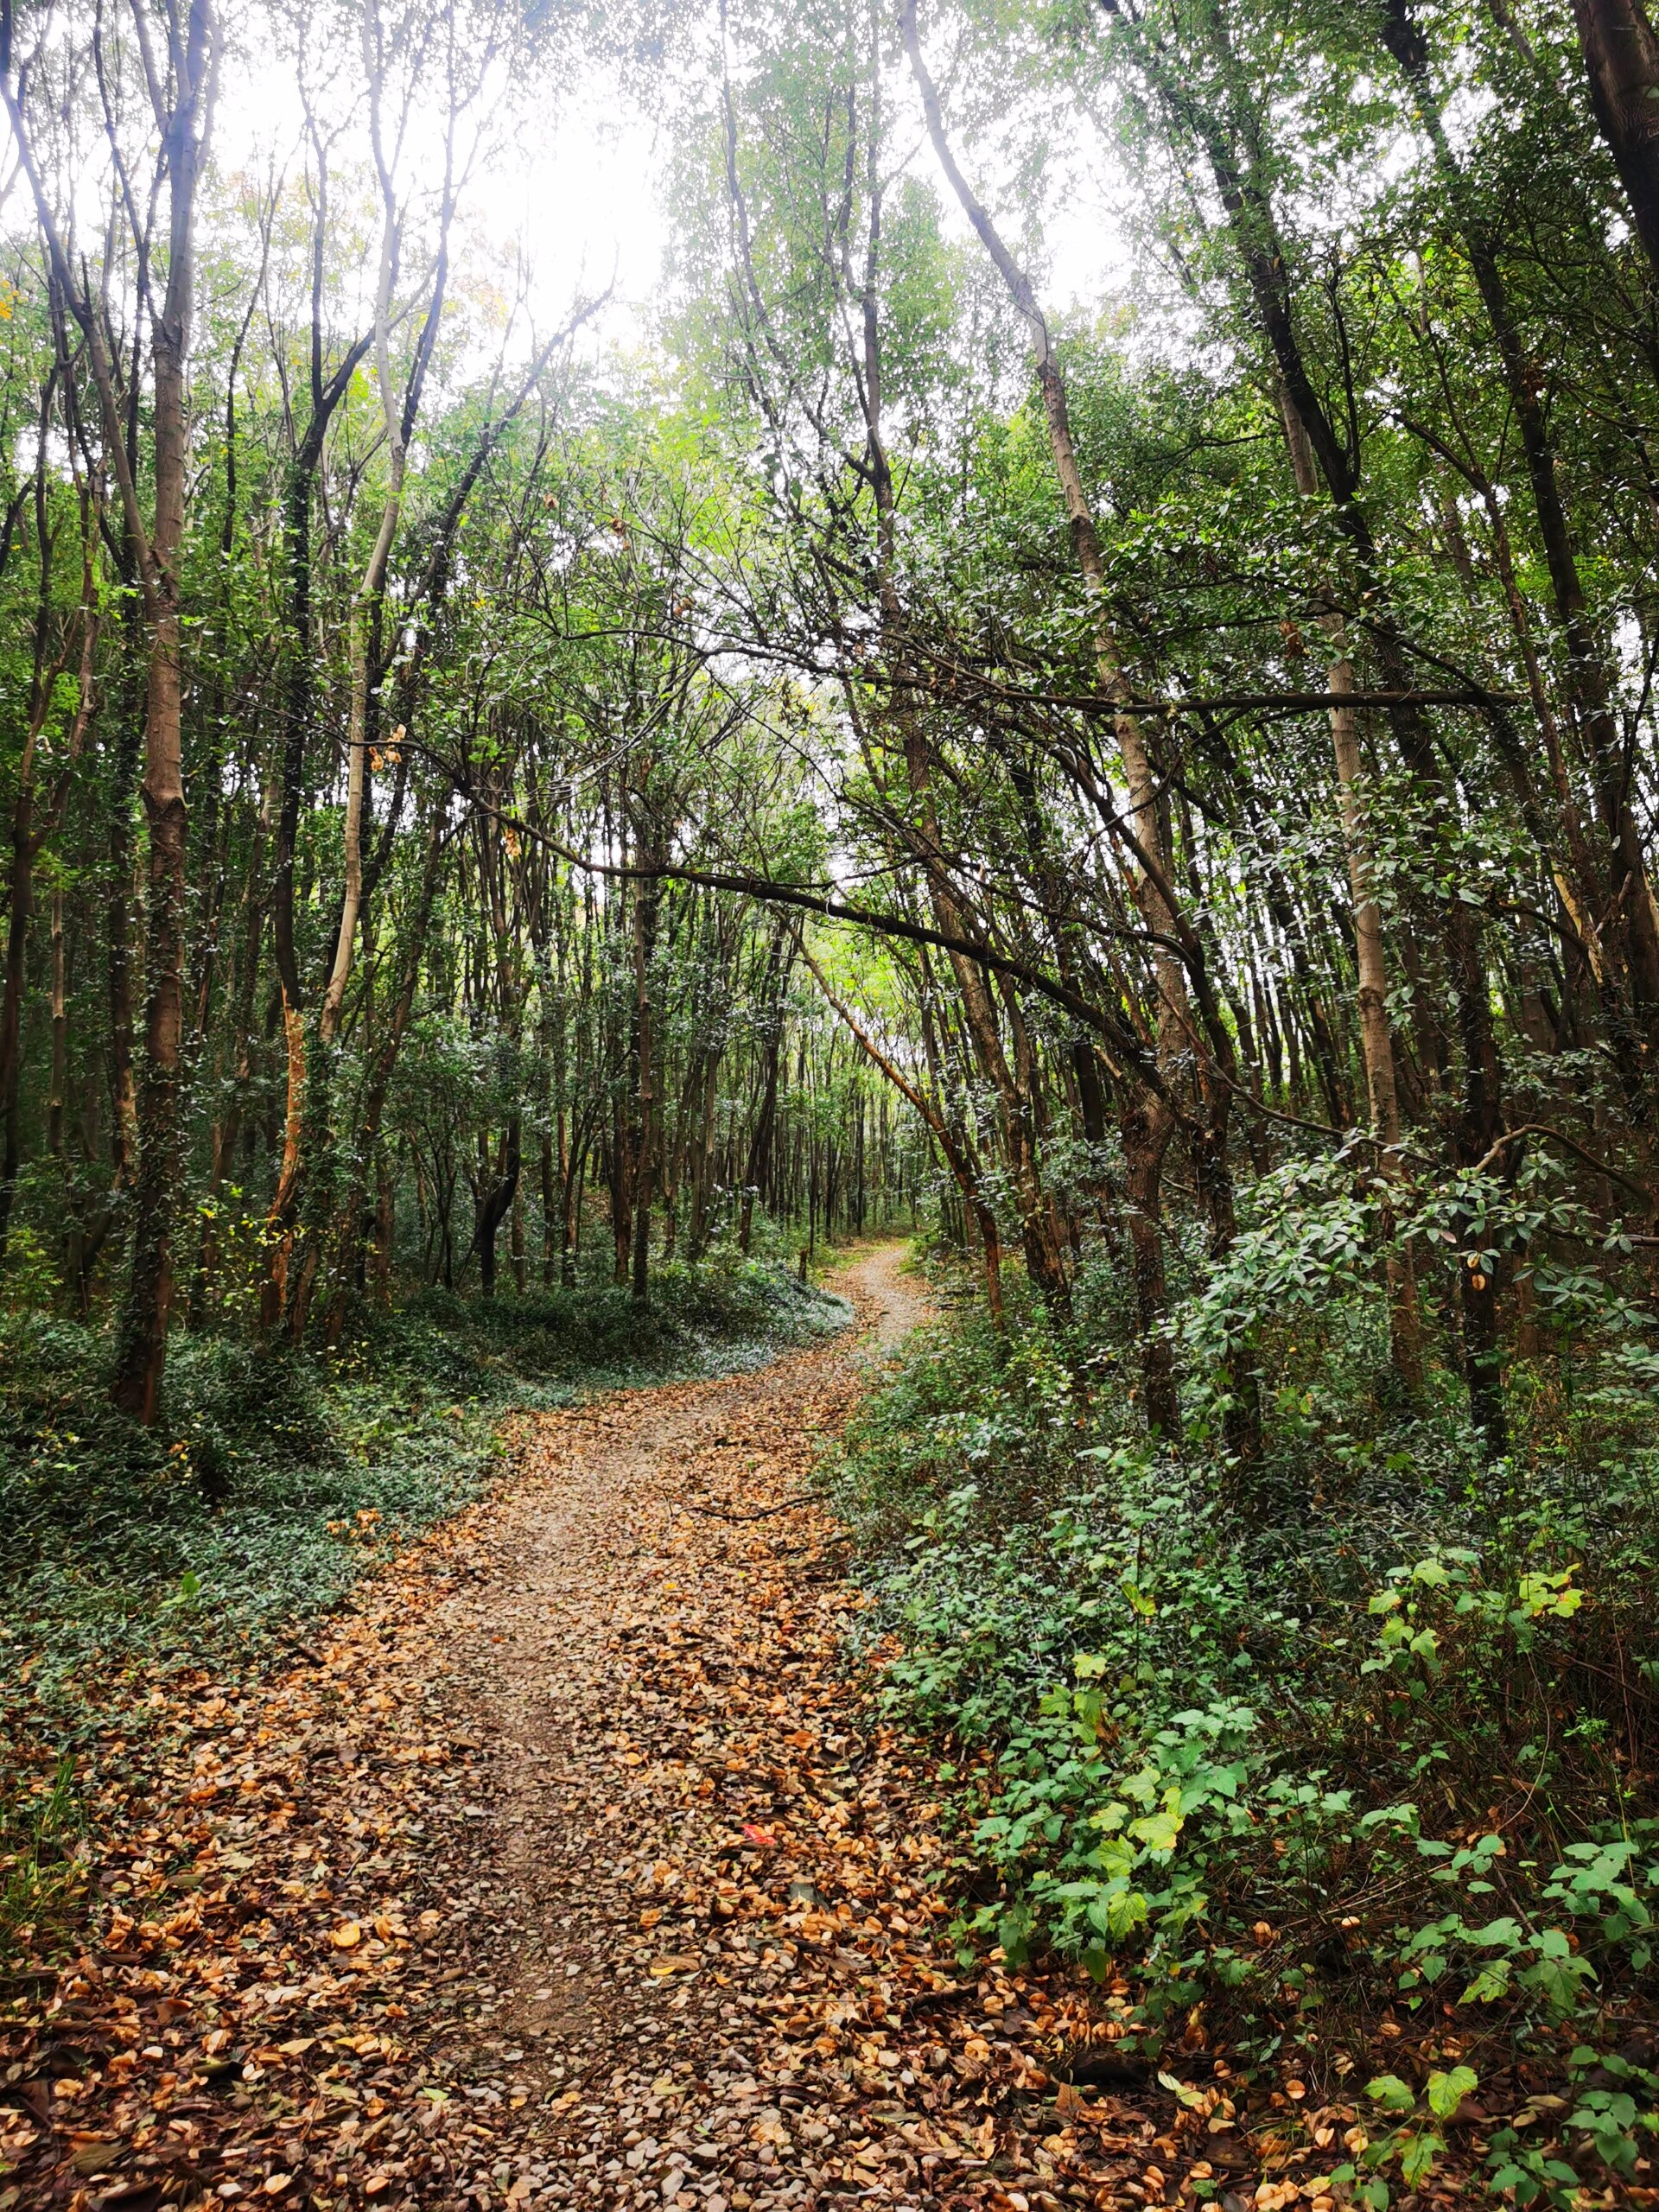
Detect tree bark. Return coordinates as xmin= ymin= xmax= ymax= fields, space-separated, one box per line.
xmin=1162 ymin=22 xmax=1511 ymax=1451
xmin=628 ymin=849 xmax=661 ymax=1306
xmin=1382 ymin=1 xmax=1659 ymax=1046
xmin=109 ymin=0 xmax=218 ymax=1421
xmin=1573 ymin=0 xmax=1659 ymax=280
xmin=1278 ymin=383 xmax=1424 ymax=1389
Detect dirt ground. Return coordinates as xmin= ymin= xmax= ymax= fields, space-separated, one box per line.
xmin=6 ymin=1247 xmax=1223 ymax=2212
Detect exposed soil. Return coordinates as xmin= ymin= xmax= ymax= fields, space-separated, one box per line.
xmin=3 ymin=1248 xmax=1227 ymax=2212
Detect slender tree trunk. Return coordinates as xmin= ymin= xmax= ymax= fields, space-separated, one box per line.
xmin=106 ymin=700 xmax=142 ymax=1195
xmin=541 ymin=1129 xmax=557 ymax=1286
xmin=740 ymin=926 xmax=790 ymax=1255
xmin=1382 ymin=4 xmax=1659 ymax=1041
xmin=320 ymin=817 xmax=443 ymax=1342
xmin=259 ymin=318 xmax=372 ymax=1325
xmin=1 ymin=442 xmax=96 ymax=1263
xmin=630 ymin=856 xmax=660 ymax=1306
xmin=111 ymin=0 xmax=216 ymax=1419
xmin=475 ymin=1124 xmax=521 ymax=1299
xmin=907 ymin=1 xmax=1228 ymax=1382
xmin=0 ymin=781 xmax=34 ymax=1262
xmin=1279 ymin=385 xmax=1424 ymax=1389
xmin=563 ymin=1133 xmax=582 ymax=1287
xmin=48 ymin=884 xmax=66 ymax=1163
xmin=193 ymin=779 xmax=270 ymax=1318
xmin=1173 ymin=36 xmax=1512 ymax=1451
xmin=1122 ymin=1098 xmax=1181 ymax=1439
xmin=372 ymin=1148 xmax=394 ymax=1306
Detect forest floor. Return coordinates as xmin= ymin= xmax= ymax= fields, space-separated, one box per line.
xmin=4 ymin=1248 xmax=1259 ymax=2212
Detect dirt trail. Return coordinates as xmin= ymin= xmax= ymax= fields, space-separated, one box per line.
xmin=466 ymin=1241 xmax=932 ymax=2086
xmin=10 ymin=1246 xmax=1199 ymax=2212
xmin=404 ymin=1243 xmax=1179 ymax=2212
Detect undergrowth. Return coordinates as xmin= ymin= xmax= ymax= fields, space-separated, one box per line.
xmin=828 ymin=1241 xmax=1659 ymax=2207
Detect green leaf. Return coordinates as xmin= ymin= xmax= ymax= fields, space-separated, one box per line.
xmin=1400 ymin=2130 xmax=1445 ymax=2187
xmin=1460 ymin=1959 xmax=1511 ymax=2004
xmin=1427 ymin=2065 xmax=1478 ymax=2119
xmin=1157 ymin=2069 xmax=1209 ymax=2111
xmin=1366 ymin=2075 xmax=1416 ymax=2113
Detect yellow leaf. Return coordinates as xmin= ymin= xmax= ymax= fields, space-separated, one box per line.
xmin=332 ymin=1921 xmax=362 ymax=1949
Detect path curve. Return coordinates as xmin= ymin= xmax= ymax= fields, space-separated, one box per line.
xmin=10 ymin=1246 xmax=1200 ymax=2212
xmin=404 ymin=1242 xmax=1183 ymax=2211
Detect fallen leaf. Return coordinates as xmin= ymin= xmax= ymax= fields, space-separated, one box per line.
xmin=70 ymin=2142 xmax=123 ymax=2176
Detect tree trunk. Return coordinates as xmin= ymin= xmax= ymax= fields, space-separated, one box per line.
xmin=740 ymin=926 xmax=790 ymax=1255
xmin=110 ymin=1 xmax=214 ymax=1418
xmin=1573 ymin=0 xmax=1659 ymax=279
xmin=0 ymin=777 xmax=34 ymax=1263
xmin=1278 ymin=383 xmax=1424 ymax=1389
xmin=475 ymin=1122 xmax=521 ymax=1299
xmin=629 ymin=858 xmax=660 ymax=1306
xmin=1122 ymin=1098 xmax=1181 ymax=1440
xmin=1178 ymin=37 xmax=1512 ymax=1451
xmin=1382 ymin=3 xmax=1659 ymax=1042
xmin=320 ymin=817 xmax=444 ymax=1343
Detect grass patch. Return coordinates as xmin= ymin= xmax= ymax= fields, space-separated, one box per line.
xmin=0 ymin=1757 xmax=83 ymax=1974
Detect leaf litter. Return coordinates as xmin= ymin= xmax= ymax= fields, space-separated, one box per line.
xmin=2 ymin=1250 xmax=1281 ymax=2212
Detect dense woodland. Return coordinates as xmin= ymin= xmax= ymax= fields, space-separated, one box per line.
xmin=6 ymin=0 xmax=1659 ymax=2196
xmin=2 ymin=0 xmax=1658 ymax=1424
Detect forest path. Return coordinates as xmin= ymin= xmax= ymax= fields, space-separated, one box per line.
xmin=404 ymin=1242 xmax=1180 ymax=2212
xmin=13 ymin=1247 xmax=1195 ymax=2212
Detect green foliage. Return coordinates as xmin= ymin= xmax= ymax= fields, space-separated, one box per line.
xmin=1325 ymin=2062 xmax=1482 ymax=2208
xmin=0 ymin=1756 xmax=83 ymax=1973
xmin=829 ymin=1243 xmax=1659 ymax=2189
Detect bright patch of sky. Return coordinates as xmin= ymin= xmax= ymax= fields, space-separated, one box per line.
xmin=208 ymin=8 xmax=1129 ymax=376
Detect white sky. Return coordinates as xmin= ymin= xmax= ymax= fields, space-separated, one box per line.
xmin=207 ymin=9 xmax=1129 ymax=377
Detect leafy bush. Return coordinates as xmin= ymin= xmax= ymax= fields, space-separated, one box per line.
xmin=827 ymin=1230 xmax=1659 ymax=2197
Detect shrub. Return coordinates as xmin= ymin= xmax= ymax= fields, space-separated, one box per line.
xmin=827 ymin=1236 xmax=1659 ymax=2195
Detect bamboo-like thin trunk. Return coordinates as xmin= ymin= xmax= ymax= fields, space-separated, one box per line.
xmin=1279 ymin=385 xmax=1423 ymax=1389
